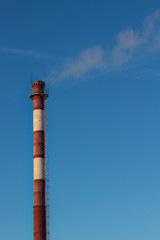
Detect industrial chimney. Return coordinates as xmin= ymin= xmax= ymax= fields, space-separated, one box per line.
xmin=29 ymin=80 xmax=49 ymax=240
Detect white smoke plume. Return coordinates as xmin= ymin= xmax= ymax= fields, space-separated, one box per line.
xmin=49 ymin=9 xmax=160 ymax=83
xmin=0 ymin=10 xmax=160 ymax=83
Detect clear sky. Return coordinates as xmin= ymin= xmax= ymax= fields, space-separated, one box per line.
xmin=1 ymin=1 xmax=160 ymax=240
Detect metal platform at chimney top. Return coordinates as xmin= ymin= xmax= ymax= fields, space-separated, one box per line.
xmin=28 ymin=88 xmax=49 ymax=99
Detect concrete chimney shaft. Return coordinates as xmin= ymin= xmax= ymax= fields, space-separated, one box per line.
xmin=29 ymin=80 xmax=48 ymax=240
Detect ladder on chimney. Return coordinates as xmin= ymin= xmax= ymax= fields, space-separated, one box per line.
xmin=44 ymin=98 xmax=50 ymax=240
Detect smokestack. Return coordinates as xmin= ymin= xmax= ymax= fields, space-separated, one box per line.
xmin=29 ymin=80 xmax=48 ymax=240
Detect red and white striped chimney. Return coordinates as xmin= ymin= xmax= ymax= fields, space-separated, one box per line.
xmin=29 ymin=80 xmax=48 ymax=240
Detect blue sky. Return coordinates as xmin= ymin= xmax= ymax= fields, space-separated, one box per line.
xmin=1 ymin=1 xmax=160 ymax=240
